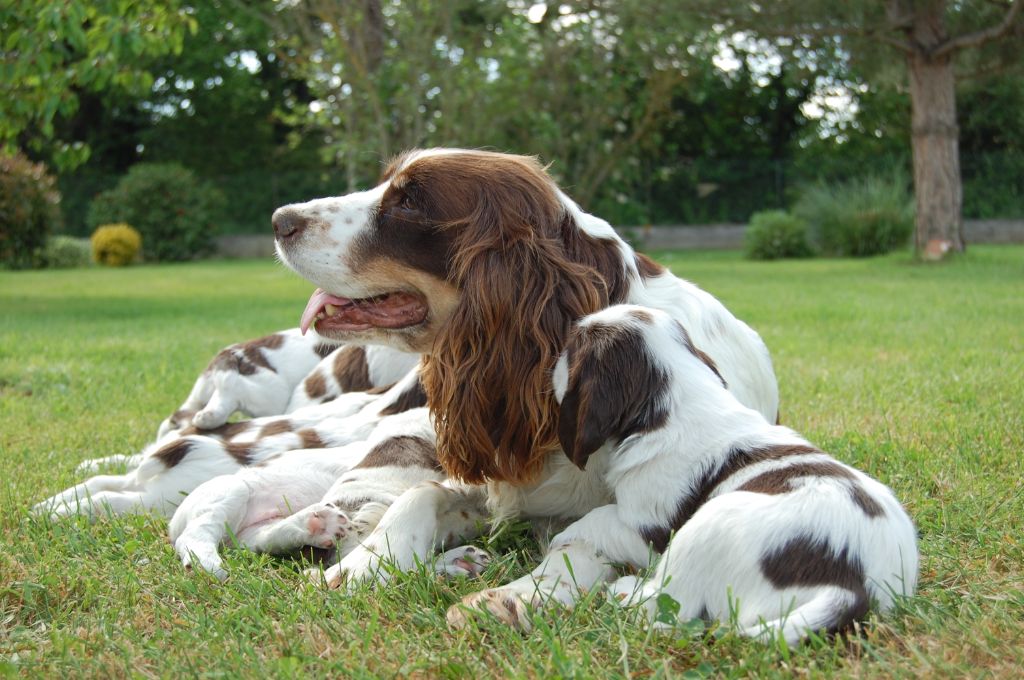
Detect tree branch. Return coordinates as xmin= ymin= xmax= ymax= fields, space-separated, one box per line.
xmin=932 ymin=0 xmax=1022 ymax=57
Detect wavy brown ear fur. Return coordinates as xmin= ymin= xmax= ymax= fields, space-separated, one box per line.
xmin=419 ymin=154 xmax=621 ymax=484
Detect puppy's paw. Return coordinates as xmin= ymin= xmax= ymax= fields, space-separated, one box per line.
xmin=446 ymin=588 xmax=532 ymax=631
xmin=305 ymin=503 xmax=350 ymax=549
xmin=436 ymin=545 xmax=491 ymax=577
xmin=179 ymin=546 xmax=228 ymax=581
xmin=192 ymin=408 xmax=228 ymax=430
xmin=327 ymin=544 xmax=388 ymax=589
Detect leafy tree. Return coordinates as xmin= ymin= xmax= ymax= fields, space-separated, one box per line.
xmin=683 ymin=0 xmax=1023 ymax=259
xmin=0 ymin=0 xmax=196 ymax=169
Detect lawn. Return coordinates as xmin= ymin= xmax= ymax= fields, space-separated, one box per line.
xmin=2 ymin=247 xmax=1023 ymax=678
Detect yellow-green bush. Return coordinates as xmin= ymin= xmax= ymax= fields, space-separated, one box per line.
xmin=91 ymin=224 xmax=142 ymax=266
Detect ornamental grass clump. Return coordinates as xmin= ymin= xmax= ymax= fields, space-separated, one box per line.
xmin=794 ymin=171 xmax=914 ymax=257
xmin=91 ymin=224 xmax=142 ymax=267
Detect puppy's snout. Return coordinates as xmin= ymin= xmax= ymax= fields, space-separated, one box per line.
xmin=272 ymin=208 xmax=310 ymax=240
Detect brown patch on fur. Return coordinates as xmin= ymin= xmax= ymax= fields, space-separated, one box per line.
xmin=557 ymin=323 xmax=670 ymax=470
xmin=258 ymin=420 xmax=293 ymax=438
xmin=304 ymin=371 xmax=328 ymax=399
xmin=297 ymin=428 xmax=325 ymax=449
xmin=635 ymin=253 xmax=666 ymax=278
xmin=641 ymin=444 xmax=820 ymax=552
xmin=404 ymin=151 xmax=630 ymax=484
xmin=378 ymin=379 xmax=427 ymax=416
xmin=760 ymin=535 xmax=869 ymax=635
xmin=225 ymin=442 xmax=252 ymax=465
xmin=690 ymin=347 xmax=727 ymax=388
xmin=179 ymin=420 xmax=253 ymax=438
xmin=849 ymin=484 xmax=886 ymax=518
xmin=626 ymin=308 xmax=654 ymax=324
xmin=207 ymin=333 xmax=284 ymax=377
xmin=153 ymin=439 xmax=194 ymax=467
xmin=354 ymin=435 xmax=441 ymax=471
xmin=738 ymin=461 xmax=854 ymax=494
xmin=332 ymin=346 xmax=373 ymax=392
xmin=668 ymin=319 xmax=727 ymax=388
xmin=739 ymin=461 xmax=886 ymax=518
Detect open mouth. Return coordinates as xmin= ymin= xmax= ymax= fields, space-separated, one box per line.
xmin=300 ymin=288 xmax=428 ymax=335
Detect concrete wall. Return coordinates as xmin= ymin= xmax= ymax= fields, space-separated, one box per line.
xmin=214 ymin=219 xmax=1024 ymax=258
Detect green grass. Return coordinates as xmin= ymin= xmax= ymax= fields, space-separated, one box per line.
xmin=2 ymin=249 xmax=1023 ymax=678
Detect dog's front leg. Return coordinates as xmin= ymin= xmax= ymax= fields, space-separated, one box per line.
xmin=446 ymin=504 xmax=651 ymax=630
xmin=314 ymin=481 xmax=488 ymax=588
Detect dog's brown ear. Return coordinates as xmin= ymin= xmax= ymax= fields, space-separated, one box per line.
xmin=420 ymin=155 xmax=609 ymax=485
xmin=557 ymin=371 xmax=618 ymax=470
xmin=557 ymin=326 xmax=670 ymax=470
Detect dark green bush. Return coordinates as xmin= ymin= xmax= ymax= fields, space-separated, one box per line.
xmin=0 ymin=153 xmax=62 ymax=269
xmin=43 ymin=236 xmax=92 ymax=268
xmin=744 ymin=210 xmax=813 ymax=260
xmin=794 ymin=172 xmax=914 ymax=257
xmin=86 ymin=163 xmax=224 ymax=261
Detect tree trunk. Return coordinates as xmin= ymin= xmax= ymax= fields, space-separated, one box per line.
xmin=906 ymin=7 xmax=965 ymax=259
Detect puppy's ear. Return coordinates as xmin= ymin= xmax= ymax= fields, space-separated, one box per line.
xmin=557 ymin=327 xmax=670 ymax=470
xmin=557 ymin=373 xmax=618 ymax=469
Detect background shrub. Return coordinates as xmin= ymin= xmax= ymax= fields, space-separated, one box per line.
xmin=0 ymin=153 xmax=62 ymax=269
xmin=794 ymin=172 xmax=914 ymax=257
xmin=43 ymin=236 xmax=92 ymax=269
xmin=86 ymin=163 xmax=224 ymax=262
xmin=91 ymin=224 xmax=143 ymax=267
xmin=744 ymin=210 xmax=813 ymax=260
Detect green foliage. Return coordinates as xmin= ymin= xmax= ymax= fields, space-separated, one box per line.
xmin=43 ymin=235 xmax=92 ymax=268
xmin=795 ymin=173 xmax=914 ymax=257
xmin=0 ymin=152 xmax=62 ymax=269
xmin=90 ymin=224 xmax=142 ymax=266
xmin=87 ymin=163 xmax=223 ymax=261
xmin=0 ymin=0 xmax=196 ymax=169
xmin=745 ymin=210 xmax=813 ymax=260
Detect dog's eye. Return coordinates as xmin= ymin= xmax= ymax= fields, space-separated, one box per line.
xmin=397 ymin=194 xmax=416 ymax=212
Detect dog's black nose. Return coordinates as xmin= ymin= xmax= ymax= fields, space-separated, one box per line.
xmin=272 ymin=209 xmax=309 ymax=239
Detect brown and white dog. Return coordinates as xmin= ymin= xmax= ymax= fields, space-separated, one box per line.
xmin=453 ymin=305 xmax=917 ymax=644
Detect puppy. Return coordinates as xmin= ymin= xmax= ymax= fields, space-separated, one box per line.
xmin=169 ymin=408 xmax=489 ymax=580
xmin=543 ymin=305 xmax=919 ymax=644
xmin=158 ymin=328 xmax=335 ymax=437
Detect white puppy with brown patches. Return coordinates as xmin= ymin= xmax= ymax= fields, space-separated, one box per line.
xmin=158 ymin=329 xmax=336 ymax=437
xmin=169 ymin=407 xmax=490 ymax=580
xmin=446 ymin=305 xmax=918 ymax=645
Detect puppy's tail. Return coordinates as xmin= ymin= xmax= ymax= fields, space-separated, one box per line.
xmin=741 ymin=585 xmax=868 ymax=646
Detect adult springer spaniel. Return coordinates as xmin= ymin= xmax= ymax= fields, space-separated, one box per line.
xmin=273 ymin=148 xmax=779 ymax=485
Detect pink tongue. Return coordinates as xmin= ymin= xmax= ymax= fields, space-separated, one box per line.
xmin=300 ymin=288 xmax=353 ymax=335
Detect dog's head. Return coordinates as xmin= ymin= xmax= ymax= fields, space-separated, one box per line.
xmin=554 ymin=305 xmax=727 ymax=469
xmin=274 ymin=148 xmax=641 ymax=483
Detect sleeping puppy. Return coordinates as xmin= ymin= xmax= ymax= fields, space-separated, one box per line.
xmin=169 ymin=408 xmax=489 ymax=580
xmin=450 ymin=304 xmax=916 ymax=644
xmin=158 ymin=328 xmax=336 ymax=437
xmin=158 ymin=330 xmax=418 ymax=438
